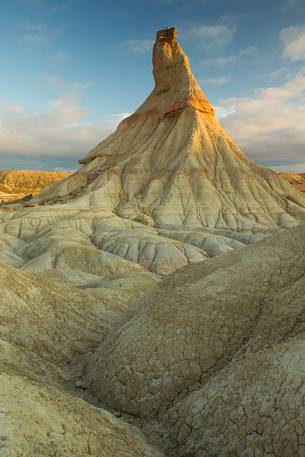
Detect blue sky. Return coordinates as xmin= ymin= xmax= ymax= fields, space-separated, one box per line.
xmin=0 ymin=0 xmax=305 ymax=170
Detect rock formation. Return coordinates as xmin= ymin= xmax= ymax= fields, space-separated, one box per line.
xmin=0 ymin=27 xmax=305 ymax=456
xmin=0 ymin=28 xmax=304 ymax=284
xmin=280 ymin=171 xmax=305 ymax=192
xmin=0 ymin=170 xmax=70 ymax=202
xmin=1 ymin=215 xmax=305 ymax=456
xmin=86 ymin=221 xmax=305 ymax=456
xmin=29 ymin=27 xmax=305 ymax=232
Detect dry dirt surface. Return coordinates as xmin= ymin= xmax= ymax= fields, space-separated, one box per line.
xmin=0 ymin=26 xmax=305 ymax=457
xmin=1 ymin=214 xmax=305 ymax=456
xmin=0 ymin=262 xmax=162 ymax=457
xmin=279 ymin=171 xmax=305 ymax=193
xmin=87 ymin=221 xmax=305 ymax=457
xmin=0 ymin=373 xmax=162 ymax=457
xmin=0 ymin=170 xmax=71 ymax=202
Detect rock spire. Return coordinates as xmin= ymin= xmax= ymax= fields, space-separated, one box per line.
xmin=28 ymin=28 xmax=305 ymax=231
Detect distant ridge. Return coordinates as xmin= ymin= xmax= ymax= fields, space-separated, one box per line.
xmin=279 ymin=171 xmax=305 ymax=193
xmin=0 ymin=170 xmax=71 ymax=202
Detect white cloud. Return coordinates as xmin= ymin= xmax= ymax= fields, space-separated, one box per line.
xmin=25 ymin=0 xmax=46 ymax=7
xmin=282 ymin=0 xmax=304 ymax=10
xmin=103 ymin=113 xmax=132 ymax=123
xmin=42 ymin=74 xmax=64 ymax=89
xmin=25 ymin=0 xmax=74 ymax=12
xmin=268 ymin=67 xmax=292 ymax=80
xmin=201 ymin=55 xmax=237 ymax=68
xmin=41 ymin=74 xmax=95 ymax=97
xmin=125 ymin=40 xmax=154 ymax=55
xmin=204 ymin=76 xmax=230 ymax=86
xmin=214 ymin=104 xmax=236 ymax=118
xmin=281 ymin=25 xmax=305 ymax=61
xmin=239 ymin=46 xmax=257 ymax=58
xmin=201 ymin=46 xmax=257 ymax=68
xmin=125 ymin=16 xmax=238 ymax=55
xmin=53 ymin=51 xmax=70 ymax=63
xmin=23 ymin=23 xmax=56 ymax=45
xmin=185 ymin=16 xmax=236 ymax=50
xmin=0 ymin=79 xmax=128 ymax=170
xmin=217 ymin=72 xmax=305 ymax=171
xmin=155 ymin=0 xmax=212 ymax=4
xmin=0 ymin=103 xmax=127 ymax=169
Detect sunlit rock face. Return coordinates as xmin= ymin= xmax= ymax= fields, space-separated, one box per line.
xmin=0 ymin=28 xmax=304 ymax=285
xmin=1 ymin=27 xmax=305 ymax=457
xmin=29 ymin=27 xmax=305 ymax=231
xmin=0 ymin=170 xmax=71 ymax=202
xmin=279 ymin=171 xmax=305 ymax=193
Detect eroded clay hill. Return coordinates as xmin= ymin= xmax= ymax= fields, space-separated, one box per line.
xmin=280 ymin=171 xmax=305 ymax=192
xmin=1 ymin=27 xmax=305 ymax=457
xmin=86 ymin=221 xmax=305 ymax=456
xmin=1 ymin=215 xmax=305 ymax=456
xmin=30 ymin=27 xmax=305 ymax=231
xmin=0 ymin=170 xmax=71 ymax=202
xmin=0 ymin=262 xmax=161 ymax=456
xmin=0 ymin=28 xmax=304 ymax=284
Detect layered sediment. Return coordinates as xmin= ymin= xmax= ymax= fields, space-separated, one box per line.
xmin=0 ymin=170 xmax=70 ymax=202
xmin=0 ymin=27 xmax=305 ymax=457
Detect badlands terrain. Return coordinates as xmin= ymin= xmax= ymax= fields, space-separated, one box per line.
xmin=0 ymin=170 xmax=71 ymax=202
xmin=280 ymin=172 xmax=305 ymax=193
xmin=0 ymin=27 xmax=305 ymax=456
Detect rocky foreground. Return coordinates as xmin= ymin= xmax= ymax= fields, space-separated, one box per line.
xmin=1 ymin=217 xmax=305 ymax=456
xmin=0 ymin=27 xmax=305 ymax=456
xmin=0 ymin=170 xmax=71 ymax=202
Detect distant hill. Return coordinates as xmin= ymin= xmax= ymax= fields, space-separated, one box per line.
xmin=279 ymin=172 xmax=305 ymax=192
xmin=0 ymin=170 xmax=71 ymax=202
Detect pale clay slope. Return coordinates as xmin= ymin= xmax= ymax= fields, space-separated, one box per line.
xmin=0 ymin=261 xmax=157 ymax=386
xmin=0 ymin=29 xmax=305 ymax=283
xmin=1 ymin=27 xmax=305 ymax=457
xmin=86 ymin=221 xmax=305 ymax=457
xmin=0 ymin=373 xmax=161 ymax=457
xmin=1 ymin=223 xmax=305 ymax=456
xmin=0 ymin=261 xmax=162 ymax=456
xmin=280 ymin=171 xmax=305 ymax=192
xmin=168 ymin=336 xmax=305 ymax=457
xmin=30 ymin=29 xmax=305 ymax=231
